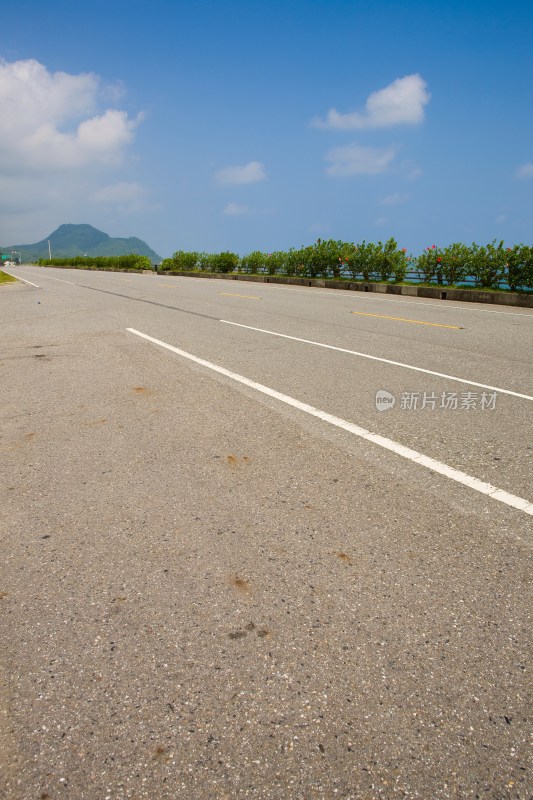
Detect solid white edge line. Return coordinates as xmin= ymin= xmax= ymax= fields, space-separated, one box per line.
xmin=20 ymin=270 xmax=76 ymax=285
xmin=220 ymin=320 xmax=533 ymax=402
xmin=7 ymin=272 xmax=39 ymax=288
xmin=246 ymin=282 xmax=533 ymax=318
xmin=126 ymin=326 xmax=533 ymax=517
xmin=206 ymin=277 xmax=532 ymax=316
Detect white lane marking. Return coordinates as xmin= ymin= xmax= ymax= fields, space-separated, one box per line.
xmin=220 ymin=320 xmax=533 ymax=402
xmin=19 ymin=270 xmax=76 ymax=285
xmin=127 ymin=327 xmax=533 ymax=516
xmin=351 ymin=293 xmax=533 ymax=317
xmin=166 ymin=275 xmax=533 ymax=317
xmin=257 ymin=283 xmax=533 ymax=318
xmin=16 ymin=269 xmax=533 ymax=317
xmin=6 ymin=272 xmax=40 ymax=288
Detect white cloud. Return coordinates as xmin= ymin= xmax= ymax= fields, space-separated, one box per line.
xmin=0 ymin=58 xmax=145 ymax=243
xmin=325 ymin=142 xmax=396 ymax=177
xmin=215 ymin=161 xmax=266 ymax=185
xmin=18 ymin=109 xmax=141 ymax=170
xmin=90 ymin=181 xmax=144 ymax=203
xmin=407 ymin=166 xmax=423 ymax=181
xmin=516 ymin=163 xmax=533 ymax=178
xmin=395 ymin=160 xmax=423 ymax=181
xmin=1 ymin=58 xmax=97 ymax=126
xmin=313 ymin=74 xmax=430 ymax=130
xmin=223 ymin=202 xmax=250 ymax=215
xmin=381 ymin=192 xmax=410 ymax=206
xmin=308 ymin=222 xmax=331 ymax=235
xmin=0 ymin=59 xmax=141 ymax=173
xmin=89 ymin=181 xmax=147 ymax=214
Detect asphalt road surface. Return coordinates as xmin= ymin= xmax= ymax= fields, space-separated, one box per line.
xmin=1 ymin=266 xmax=532 ymax=800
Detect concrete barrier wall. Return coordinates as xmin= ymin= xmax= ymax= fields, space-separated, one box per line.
xmin=160 ymin=271 xmax=533 ymax=308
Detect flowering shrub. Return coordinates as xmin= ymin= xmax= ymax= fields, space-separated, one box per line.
xmin=282 ymin=248 xmax=306 ymax=276
xmin=378 ymin=238 xmax=409 ymax=282
xmin=347 ymin=240 xmax=377 ymax=281
xmin=467 ymin=241 xmax=507 ymax=288
xmin=439 ymin=243 xmax=470 ymax=285
xmin=524 ymin=250 xmax=533 ymax=290
xmin=157 ymin=240 xmax=532 ymax=289
xmin=416 ymin=245 xmax=442 ymax=284
xmin=345 ymin=239 xmax=408 ymax=282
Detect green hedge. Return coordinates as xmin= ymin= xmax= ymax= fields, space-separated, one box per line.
xmin=37 ymin=254 xmax=153 ymax=270
xmin=160 ymin=238 xmax=533 ymax=290
xmin=37 ymin=240 xmax=533 ymax=289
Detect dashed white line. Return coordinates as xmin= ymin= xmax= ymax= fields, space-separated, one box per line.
xmin=220 ymin=320 xmax=533 ymax=401
xmin=127 ymin=327 xmax=533 ymax=516
xmin=7 ymin=272 xmax=40 ymax=288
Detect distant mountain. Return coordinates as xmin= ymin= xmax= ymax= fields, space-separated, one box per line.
xmin=2 ymin=224 xmax=161 ymax=263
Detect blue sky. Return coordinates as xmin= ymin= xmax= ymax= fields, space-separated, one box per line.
xmin=1 ymin=0 xmax=532 ymax=257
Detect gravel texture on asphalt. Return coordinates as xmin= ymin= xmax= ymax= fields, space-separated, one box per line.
xmin=0 ymin=269 xmax=531 ymax=799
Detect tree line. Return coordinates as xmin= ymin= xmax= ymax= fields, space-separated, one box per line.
xmin=38 ymin=239 xmax=533 ymax=290
xmin=160 ymin=239 xmax=533 ymax=291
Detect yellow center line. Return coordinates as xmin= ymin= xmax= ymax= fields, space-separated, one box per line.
xmin=218 ymin=292 xmax=262 ymax=300
xmin=351 ymin=311 xmax=463 ymax=329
